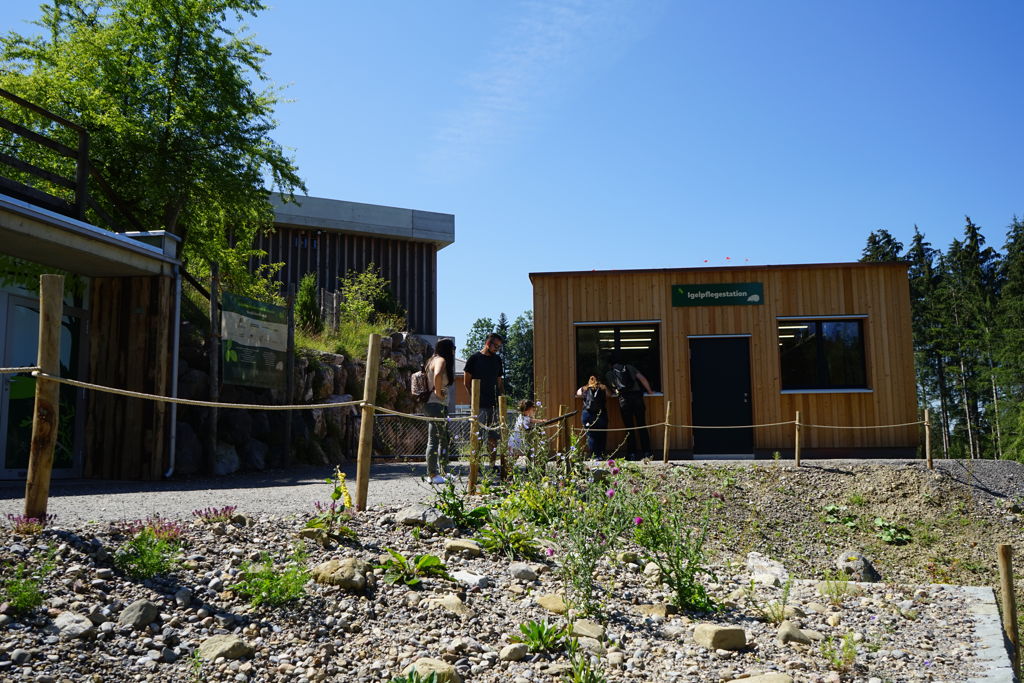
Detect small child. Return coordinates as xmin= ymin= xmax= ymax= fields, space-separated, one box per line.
xmin=508 ymin=399 xmax=539 ymax=459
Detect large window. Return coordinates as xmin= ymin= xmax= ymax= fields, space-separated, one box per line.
xmin=778 ymin=318 xmax=867 ymax=391
xmin=575 ymin=322 xmax=661 ymax=391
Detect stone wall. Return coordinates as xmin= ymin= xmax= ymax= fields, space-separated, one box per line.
xmin=174 ymin=324 xmax=433 ymax=476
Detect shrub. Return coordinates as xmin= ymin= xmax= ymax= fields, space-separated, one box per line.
xmin=114 ymin=528 xmax=180 ymax=579
xmin=233 ymin=549 xmax=309 ymax=607
xmin=296 ymin=271 xmax=323 ymax=334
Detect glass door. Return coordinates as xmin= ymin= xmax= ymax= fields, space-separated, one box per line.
xmin=0 ymin=294 xmax=85 ymax=478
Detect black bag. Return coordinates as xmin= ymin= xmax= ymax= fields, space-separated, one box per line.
xmin=410 ymin=368 xmax=431 ymax=403
xmin=610 ymin=364 xmax=638 ymax=393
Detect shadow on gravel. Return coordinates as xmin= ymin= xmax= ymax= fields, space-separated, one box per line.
xmin=0 ymin=459 xmax=429 ymax=501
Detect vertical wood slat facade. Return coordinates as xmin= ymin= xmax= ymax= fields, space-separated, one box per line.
xmin=85 ymin=275 xmax=173 ymax=479
xmin=251 ymin=229 xmax=439 ymax=334
xmin=531 ymin=262 xmax=919 ymax=455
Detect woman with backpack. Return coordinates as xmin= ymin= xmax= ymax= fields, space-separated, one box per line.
xmin=576 ymin=375 xmax=609 ymax=458
xmin=423 ymin=338 xmax=455 ymax=484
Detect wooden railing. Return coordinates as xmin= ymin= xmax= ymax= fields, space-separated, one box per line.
xmin=0 ymin=87 xmax=143 ymax=233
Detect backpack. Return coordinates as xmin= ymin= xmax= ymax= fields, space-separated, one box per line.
xmin=610 ymin=364 xmax=638 ymax=393
xmin=410 ymin=367 xmax=431 ymax=403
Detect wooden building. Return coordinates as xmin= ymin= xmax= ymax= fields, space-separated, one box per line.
xmin=531 ymin=262 xmax=919 ymax=457
xmin=252 ymin=194 xmax=455 ymax=334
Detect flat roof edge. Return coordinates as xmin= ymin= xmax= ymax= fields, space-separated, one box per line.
xmin=529 ymin=261 xmax=909 ymax=280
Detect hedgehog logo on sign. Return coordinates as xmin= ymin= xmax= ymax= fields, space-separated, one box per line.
xmin=747 ymin=294 xmax=761 ymax=303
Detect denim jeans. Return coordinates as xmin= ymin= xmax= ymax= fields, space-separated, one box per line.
xmin=581 ymin=408 xmax=608 ymax=458
xmin=423 ymin=402 xmax=449 ymax=476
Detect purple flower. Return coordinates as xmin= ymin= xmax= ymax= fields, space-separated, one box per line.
xmin=606 ymin=459 xmax=616 ymax=467
xmin=611 ymin=467 xmax=621 ymax=475
xmin=606 ymin=488 xmax=615 ymax=498
xmin=545 ymin=547 xmax=555 ymax=557
xmin=634 ymin=516 xmax=643 ymax=526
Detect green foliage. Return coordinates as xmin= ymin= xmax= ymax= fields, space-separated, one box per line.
xmin=475 ymin=511 xmax=540 ymax=560
xmin=192 ymin=506 xmax=238 ymax=523
xmin=377 ymin=549 xmax=452 ymax=589
xmin=338 ymin=263 xmax=405 ymax=327
xmin=463 ymin=311 xmax=534 ymax=402
xmin=296 ymin=272 xmax=323 ymax=334
xmin=431 ymin=479 xmax=491 ymax=530
xmin=233 ymin=548 xmax=309 ymax=607
xmin=515 ymin=619 xmax=570 ymax=653
xmin=0 ymin=0 xmax=305 ymax=295
xmin=5 ymin=513 xmax=56 ymax=535
xmin=114 ymin=528 xmax=180 ymax=579
xmin=873 ymin=517 xmax=911 ymax=545
xmin=0 ymin=549 xmax=56 ymax=616
xmin=502 ymin=478 xmax=570 ymax=527
xmin=632 ymin=496 xmax=718 ymax=612
xmin=388 ymin=672 xmax=438 ymax=683
xmin=821 ymin=504 xmax=858 ymax=529
xmin=563 ymin=639 xmax=607 ymax=683
xmin=820 ymin=631 xmax=858 ymax=672
xmin=745 ymin=576 xmax=793 ymax=625
xmin=463 ymin=317 xmax=496 ymax=359
xmin=817 ymin=571 xmax=853 ymax=606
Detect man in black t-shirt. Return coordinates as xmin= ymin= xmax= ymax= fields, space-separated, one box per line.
xmin=464 ymin=333 xmax=505 ymax=469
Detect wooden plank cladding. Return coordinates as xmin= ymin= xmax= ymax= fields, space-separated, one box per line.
xmin=86 ymin=275 xmax=173 ymax=479
xmin=530 ymin=262 xmax=919 ymax=457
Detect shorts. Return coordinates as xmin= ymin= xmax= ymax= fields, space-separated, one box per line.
xmin=476 ymin=405 xmax=501 ymax=441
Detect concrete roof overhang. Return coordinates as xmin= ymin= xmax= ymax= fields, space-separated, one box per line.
xmin=0 ymin=193 xmax=178 ymax=277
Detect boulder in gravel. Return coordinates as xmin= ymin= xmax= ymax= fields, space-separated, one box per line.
xmin=693 ymin=623 xmax=746 ymax=650
xmin=835 ymin=549 xmax=880 ymax=582
xmin=211 ymin=441 xmax=240 ymax=476
xmin=499 ymin=643 xmax=528 ymax=661
xmin=396 ymin=504 xmax=455 ymax=530
xmin=535 ymin=593 xmax=568 ymax=615
xmin=49 ymin=611 xmax=95 ymax=640
xmin=198 ymin=634 xmax=253 ymax=661
xmin=508 ymin=562 xmax=537 ymax=581
xmin=428 ymin=594 xmax=474 ymax=618
xmin=402 ymin=657 xmax=463 ymax=683
xmin=728 ymin=675 xmax=794 ymax=683
xmin=777 ymin=619 xmax=813 ymax=645
xmin=443 ymin=539 xmax=482 ymax=558
xmin=118 ymin=599 xmax=160 ymax=630
xmin=451 ymin=570 xmax=489 ymax=588
xmin=572 ymin=619 xmax=605 ymax=640
xmin=310 ymin=558 xmax=373 ymax=592
xmin=636 ymin=603 xmax=677 ymax=619
xmin=747 ymin=551 xmax=789 ymax=586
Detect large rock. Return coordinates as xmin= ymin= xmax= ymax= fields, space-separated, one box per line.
xmin=250 ymin=411 xmax=271 ymax=440
xmin=211 ymin=441 xmax=240 ymax=476
xmin=396 ymin=505 xmax=455 ymax=530
xmin=402 ymin=657 xmax=462 ymax=683
xmin=444 ymin=539 xmax=483 ymax=558
xmin=177 ymin=368 xmax=208 ymax=401
xmin=174 ymin=421 xmax=203 ymax=476
xmin=314 ymin=364 xmax=335 ymax=400
xmin=776 ymin=620 xmax=813 ymax=645
xmin=451 ymin=570 xmax=488 ymax=588
xmin=427 ymin=594 xmax=473 ymax=618
xmin=727 ymin=675 xmax=794 ymax=683
xmin=535 ymin=593 xmax=568 ymax=615
xmin=310 ymin=558 xmax=373 ymax=592
xmin=836 ymin=549 xmax=880 ymax=582
xmin=219 ymin=410 xmax=252 ymax=447
xmin=118 ymin=599 xmax=160 ymax=630
xmin=238 ymin=438 xmax=268 ymax=471
xmin=571 ymin=619 xmax=605 ymax=640
xmin=693 ymin=623 xmax=746 ymax=651
xmin=499 ymin=643 xmax=528 ymax=662
xmin=198 ymin=635 xmax=253 ymax=661
xmin=311 ymin=408 xmax=327 ymax=439
xmin=747 ymin=551 xmax=789 ymax=586
xmin=49 ymin=612 xmax=94 ymax=640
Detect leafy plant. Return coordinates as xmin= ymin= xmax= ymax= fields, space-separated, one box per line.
xmin=475 ymin=512 xmax=540 ymax=560
xmin=5 ymin=513 xmax=57 ymax=535
xmin=818 ymin=571 xmax=853 ymax=606
xmin=389 ymin=671 xmax=438 ymax=683
xmin=846 ymin=492 xmax=867 ymax=506
xmin=822 ymin=504 xmax=858 ymax=529
xmin=120 ymin=514 xmax=186 ymax=541
xmin=233 ymin=548 xmax=309 ymax=607
xmin=377 ymin=549 xmax=452 ymax=589
xmin=188 ymin=649 xmax=207 ymax=683
xmin=0 ymin=549 xmax=56 ymax=616
xmin=114 ymin=528 xmax=180 ymax=579
xmin=432 ymin=479 xmax=491 ymax=530
xmin=515 ymin=618 xmax=571 ymax=653
xmin=820 ymin=631 xmax=858 ymax=672
xmin=305 ymin=467 xmax=356 ymax=540
xmin=874 ymin=517 xmax=911 ymax=545
xmin=633 ymin=496 xmax=718 ymax=612
xmin=296 ymin=271 xmax=324 ymax=334
xmin=563 ymin=639 xmax=607 ymax=683
xmin=192 ymin=506 xmax=238 ymax=523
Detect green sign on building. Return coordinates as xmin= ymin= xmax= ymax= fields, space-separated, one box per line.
xmin=221 ymin=292 xmax=288 ymax=389
xmin=672 ymin=282 xmax=764 ymax=307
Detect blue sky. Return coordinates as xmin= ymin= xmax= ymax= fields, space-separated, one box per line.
xmin=5 ymin=1 xmax=1023 ymax=351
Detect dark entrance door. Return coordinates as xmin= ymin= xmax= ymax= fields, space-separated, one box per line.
xmin=688 ymin=337 xmax=753 ymax=454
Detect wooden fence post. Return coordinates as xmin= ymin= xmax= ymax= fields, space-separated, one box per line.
xmin=284 ymin=282 xmax=295 ymax=465
xmin=794 ymin=410 xmax=801 ymax=467
xmin=998 ymin=544 xmax=1020 ymax=678
xmin=468 ymin=379 xmax=481 ymax=495
xmin=925 ymin=408 xmax=933 ymax=470
xmin=24 ymin=274 xmax=64 ymax=520
xmin=355 ymin=333 xmax=381 ymax=511
xmin=498 ymin=395 xmax=508 ymax=479
xmin=557 ymin=404 xmax=568 ymax=455
xmin=206 ymin=263 xmax=220 ymax=475
xmin=663 ymin=400 xmax=672 ymax=464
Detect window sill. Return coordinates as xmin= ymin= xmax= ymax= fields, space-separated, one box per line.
xmin=780 ymin=388 xmax=873 ymax=394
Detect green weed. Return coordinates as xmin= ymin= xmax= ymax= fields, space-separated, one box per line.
xmin=233 ymin=548 xmax=309 ymax=606
xmin=377 ymin=549 xmax=452 ymax=589
xmin=114 ymin=528 xmax=180 ymax=579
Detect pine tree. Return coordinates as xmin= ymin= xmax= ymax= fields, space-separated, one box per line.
xmin=860 ymin=229 xmax=905 ymax=262
xmin=997 ymin=217 xmax=1024 ymax=458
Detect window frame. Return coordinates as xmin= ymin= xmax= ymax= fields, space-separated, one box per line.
xmin=777 ymin=315 xmax=871 ymax=394
xmin=573 ymin=320 xmax=663 ymax=394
